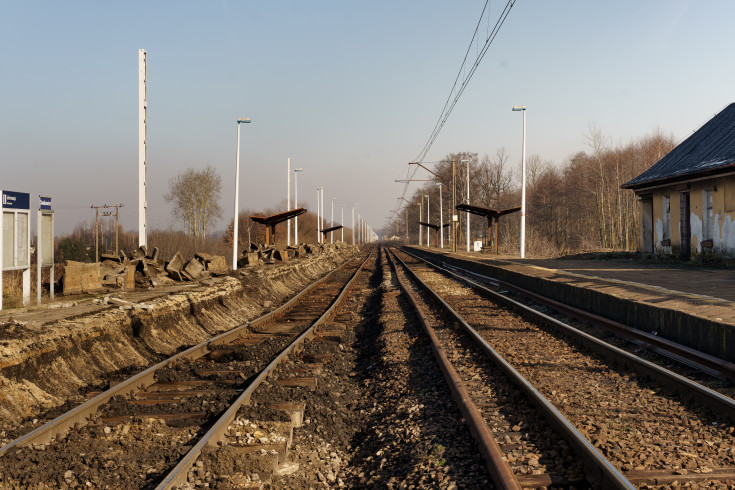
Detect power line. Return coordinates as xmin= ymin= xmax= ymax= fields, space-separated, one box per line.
xmin=415 ymin=0 xmax=516 ymax=164
xmin=391 ymin=0 xmax=517 ymax=222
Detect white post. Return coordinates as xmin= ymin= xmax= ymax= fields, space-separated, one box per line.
xmin=438 ymin=183 xmax=444 ymax=249
xmin=330 ymin=198 xmax=335 ymax=244
xmin=138 ymin=49 xmax=147 ymax=249
xmin=49 ymin=213 xmax=54 ymax=301
xmin=341 ymin=205 xmax=344 ymax=242
xmin=521 ymin=110 xmax=527 ymax=259
xmin=232 ymin=118 xmax=250 ymax=270
xmin=513 ymin=106 xmax=527 ymax=258
xmin=426 ymin=195 xmax=430 ymax=247
xmin=466 ymin=159 xmax=470 ymax=252
xmin=232 ymin=122 xmax=242 ymax=270
xmin=418 ymin=200 xmax=422 ymax=246
xmin=316 ymin=188 xmax=321 ymax=243
xmin=320 ymin=188 xmax=325 ymax=244
xmin=352 ymin=206 xmax=355 ymax=245
xmin=294 ymin=169 xmax=301 ymax=244
xmin=37 ymin=208 xmax=41 ymax=305
xmin=287 ymin=157 xmax=291 ymax=246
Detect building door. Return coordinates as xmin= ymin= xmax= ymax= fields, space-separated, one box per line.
xmin=680 ymin=191 xmax=691 ymax=260
xmin=641 ymin=197 xmax=653 ymax=253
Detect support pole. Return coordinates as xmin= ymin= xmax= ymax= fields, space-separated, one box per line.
xmin=138 ymin=49 xmax=147 ymax=249
xmin=452 ymin=158 xmax=457 ymax=252
xmin=232 ymin=123 xmax=241 ymax=270
xmin=316 ymin=188 xmax=321 ymax=243
xmin=95 ymin=207 xmax=99 ymax=262
xmin=466 ymin=159 xmax=471 ymax=252
xmin=426 ymin=195 xmax=430 ymax=247
xmin=287 ymin=158 xmax=291 ymax=246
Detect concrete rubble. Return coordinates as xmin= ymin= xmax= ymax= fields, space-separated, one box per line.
xmin=59 ymin=242 xmax=353 ymax=296
xmin=60 ymin=246 xmax=232 ymax=295
xmin=236 ymin=242 xmax=345 ymax=268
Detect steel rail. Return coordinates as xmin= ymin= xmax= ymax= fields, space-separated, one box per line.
xmin=389 ymin=247 xmax=634 ymax=490
xmin=401 ymin=247 xmax=735 ymax=419
xmin=156 ymin=250 xmax=373 ymax=489
xmin=383 ymin=248 xmax=522 ymax=490
xmin=414 ymin=248 xmax=735 ymax=383
xmin=0 ymin=251 xmax=366 ymax=458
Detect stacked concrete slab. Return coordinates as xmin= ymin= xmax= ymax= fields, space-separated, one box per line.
xmin=236 ymin=242 xmax=342 ymax=267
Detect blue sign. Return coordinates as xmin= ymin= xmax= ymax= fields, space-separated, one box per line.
xmin=40 ymin=196 xmax=52 ymax=210
xmin=2 ymin=191 xmax=30 ymax=210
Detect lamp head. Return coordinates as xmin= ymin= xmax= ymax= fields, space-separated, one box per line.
xmin=294 ymin=168 xmax=303 ymax=172
xmin=512 ymin=106 xmax=526 ymax=111
xmin=237 ymin=118 xmax=251 ymax=124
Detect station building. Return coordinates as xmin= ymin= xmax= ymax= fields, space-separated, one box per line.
xmin=622 ymin=103 xmax=735 ymax=259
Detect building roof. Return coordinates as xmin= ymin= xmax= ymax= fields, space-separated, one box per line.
xmin=622 ymin=103 xmax=735 ymax=190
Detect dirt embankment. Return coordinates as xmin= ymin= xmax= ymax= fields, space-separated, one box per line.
xmin=0 ymin=247 xmax=358 ymax=430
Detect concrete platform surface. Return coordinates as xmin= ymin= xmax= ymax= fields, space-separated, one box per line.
xmin=408 ymin=247 xmax=735 ymax=362
xmin=449 ymin=250 xmax=735 ymax=327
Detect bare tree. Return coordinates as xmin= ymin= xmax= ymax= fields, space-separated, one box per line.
xmin=164 ymin=165 xmax=223 ymax=243
xmin=477 ymin=147 xmax=514 ymax=209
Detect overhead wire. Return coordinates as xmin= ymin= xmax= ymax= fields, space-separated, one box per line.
xmin=391 ymin=0 xmax=517 ymax=224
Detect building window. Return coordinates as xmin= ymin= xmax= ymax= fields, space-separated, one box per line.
xmin=662 ymin=195 xmax=670 ymax=241
xmin=703 ymin=189 xmax=713 ymax=240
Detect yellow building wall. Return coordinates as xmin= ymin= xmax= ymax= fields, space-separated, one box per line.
xmin=644 ymin=175 xmax=735 ymax=257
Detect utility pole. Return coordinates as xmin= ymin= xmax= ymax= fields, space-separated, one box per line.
xmin=316 ymin=188 xmax=321 ymax=243
xmin=331 ymin=197 xmax=335 ymax=244
xmin=466 ymin=159 xmax=471 ymax=251
xmin=425 ymin=194 xmax=430 ymax=247
xmin=452 ymin=157 xmax=457 ymax=252
xmin=94 ymin=206 xmax=99 ymax=262
xmin=405 ymin=207 xmax=408 ymax=243
xmin=92 ymin=204 xmax=124 ymax=260
xmin=138 ymin=49 xmax=147 ymax=249
xmin=287 ymin=157 xmax=291 ymax=246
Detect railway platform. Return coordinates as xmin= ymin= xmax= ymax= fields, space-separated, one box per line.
xmin=406 ymin=246 xmax=735 ymax=363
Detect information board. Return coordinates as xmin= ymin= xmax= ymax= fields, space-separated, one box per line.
xmin=1 ymin=189 xmax=32 ymax=309
xmin=1 ymin=190 xmax=31 ymax=270
xmin=40 ymin=213 xmax=53 ymax=266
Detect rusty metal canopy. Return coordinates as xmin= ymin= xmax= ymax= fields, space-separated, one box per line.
xmin=456 ymin=204 xmax=520 ymax=219
xmin=419 ymin=221 xmax=451 ymax=231
xmin=250 ymin=208 xmax=307 ymax=226
xmin=321 ymin=225 xmax=343 ymax=235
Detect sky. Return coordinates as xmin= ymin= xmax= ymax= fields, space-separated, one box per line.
xmin=2 ymin=0 xmax=734 ymax=237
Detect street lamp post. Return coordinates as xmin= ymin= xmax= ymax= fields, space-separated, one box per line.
xmin=316 ymin=187 xmax=321 ymax=243
xmin=320 ymin=188 xmax=325 ymax=244
xmin=294 ymin=168 xmax=303 ymax=244
xmin=232 ymin=118 xmax=251 ymax=271
xmin=513 ymin=106 xmax=527 ymax=259
xmin=287 ymin=158 xmax=291 ymax=246
xmin=419 ymin=198 xmax=423 ymax=246
xmin=437 ymin=182 xmax=444 ymax=249
xmin=425 ymin=194 xmax=430 ymax=247
xmin=464 ymin=159 xmax=471 ymax=251
xmin=452 ymin=157 xmax=457 ymax=252
xmin=341 ymin=205 xmax=344 ymax=242
xmin=352 ymin=205 xmax=356 ymax=245
xmin=331 ymin=197 xmax=336 ymax=244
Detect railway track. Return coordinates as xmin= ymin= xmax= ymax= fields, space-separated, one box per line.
xmin=0 ymin=250 xmax=372 ymax=489
xmin=386 ymin=246 xmax=735 ymax=488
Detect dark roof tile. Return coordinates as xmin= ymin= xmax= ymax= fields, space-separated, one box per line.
xmin=622 ymin=103 xmax=735 ymax=189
